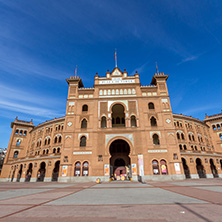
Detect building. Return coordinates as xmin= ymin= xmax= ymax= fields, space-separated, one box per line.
xmin=0 ymin=148 xmax=7 ymax=174
xmin=0 ymin=67 xmax=222 ymax=182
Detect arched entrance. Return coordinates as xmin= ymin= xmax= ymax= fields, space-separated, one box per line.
xmin=182 ymin=158 xmax=190 ymax=179
xmin=37 ymin=162 xmax=46 ymax=182
xmin=52 ymin=161 xmax=60 ymax=181
xmin=25 ymin=163 xmax=33 ymax=182
xmin=196 ymin=158 xmax=206 ymax=178
xmin=210 ymin=159 xmax=218 ymax=178
xmin=112 ymin=104 xmax=125 ymax=128
xmin=109 ymin=139 xmax=131 ymax=180
xmin=17 ymin=164 xmax=23 ymax=182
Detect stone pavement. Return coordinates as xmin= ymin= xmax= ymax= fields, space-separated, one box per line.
xmin=0 ymin=179 xmax=222 ymax=221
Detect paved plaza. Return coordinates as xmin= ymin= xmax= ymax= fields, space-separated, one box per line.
xmin=0 ymin=179 xmax=222 ymax=221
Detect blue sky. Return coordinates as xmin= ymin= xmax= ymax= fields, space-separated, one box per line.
xmin=0 ymin=0 xmax=222 ymax=148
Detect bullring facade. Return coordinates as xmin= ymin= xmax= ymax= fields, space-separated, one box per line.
xmin=1 ymin=67 xmax=222 ymax=182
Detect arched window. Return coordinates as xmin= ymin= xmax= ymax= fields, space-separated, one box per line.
xmin=116 ymin=117 xmax=120 ymax=124
xmin=181 ymin=133 xmax=185 ymax=140
xmin=81 ymin=119 xmax=87 ymax=129
xmin=74 ymin=162 xmax=81 ymax=176
xmin=188 ymin=134 xmax=192 ymax=141
xmin=150 ymin=117 xmax=157 ymax=126
xmin=46 ymin=149 xmax=49 ymax=154
xmin=16 ymin=139 xmax=21 ymax=147
xmin=58 ymin=125 xmax=61 ymax=130
xmin=192 ymin=135 xmax=195 ymax=141
xmin=45 ymin=139 xmax=47 ymax=145
xmin=82 ymin=105 xmax=88 ymax=112
xmin=24 ymin=131 xmax=27 ymax=136
xmin=15 ymin=130 xmax=19 ymax=135
xmin=48 ymin=138 xmax=50 ymax=145
xmin=19 ymin=130 xmax=23 ymax=135
xmin=131 ymin=115 xmax=137 ymax=127
xmin=111 ymin=104 xmax=125 ymax=128
xmin=54 ymin=137 xmax=57 ymax=143
xmin=160 ymin=160 xmax=168 ymax=175
xmin=58 ymin=136 xmax=62 ymax=143
xmin=53 ymin=148 xmax=56 ymax=153
xmin=82 ymin=161 xmax=89 ymax=176
xmin=148 ymin=102 xmax=155 ymax=109
xmin=13 ymin=151 xmax=19 ymax=158
xmin=219 ymin=134 xmax=222 ymax=141
xmin=152 ymin=160 xmax=159 ymax=175
xmin=184 ymin=145 xmax=187 ymax=150
xmin=80 ymin=136 xmax=86 ymax=147
xmin=101 ymin=116 xmax=107 ymax=128
xmin=212 ymin=125 xmax=216 ymax=130
xmin=57 ymin=148 xmax=60 ymax=153
xmin=179 ymin=144 xmax=183 ymax=150
xmin=177 ymin=133 xmax=180 ymax=140
xmin=217 ymin=124 xmax=221 ymax=129
xmin=153 ymin=134 xmax=160 ymax=145
xmin=43 ymin=150 xmax=45 ymax=155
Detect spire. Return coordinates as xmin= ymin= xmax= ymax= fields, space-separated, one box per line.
xmin=115 ymin=49 xmax=117 ymax=68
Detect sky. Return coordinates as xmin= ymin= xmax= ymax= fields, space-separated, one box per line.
xmin=0 ymin=0 xmax=222 ymax=148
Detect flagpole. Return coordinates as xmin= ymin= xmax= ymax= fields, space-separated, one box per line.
xmin=75 ymin=65 xmax=77 ymax=77
xmin=115 ymin=49 xmax=117 ymax=68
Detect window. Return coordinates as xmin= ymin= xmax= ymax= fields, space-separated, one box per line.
xmin=82 ymin=105 xmax=88 ymax=112
xmin=148 ymin=102 xmax=155 ymax=109
xmin=183 ymin=145 xmax=187 ymax=150
xmin=15 ymin=130 xmax=19 ymax=135
xmin=16 ymin=139 xmax=21 ymax=147
xmin=179 ymin=144 xmax=183 ymax=150
xmin=152 ymin=160 xmax=159 ymax=175
xmin=58 ymin=136 xmax=62 ymax=143
xmin=19 ymin=130 xmax=23 ymax=135
xmin=131 ymin=115 xmax=137 ymax=127
xmin=177 ymin=133 xmax=180 ymax=140
xmin=116 ymin=117 xmax=120 ymax=124
xmin=45 ymin=139 xmax=47 ymax=145
xmin=101 ymin=116 xmax=107 ymax=128
xmin=160 ymin=160 xmax=168 ymax=175
xmin=48 ymin=138 xmax=50 ymax=145
xmin=188 ymin=135 xmax=192 ymax=141
xmin=54 ymin=137 xmax=57 ymax=143
xmin=150 ymin=117 xmax=157 ymax=126
xmin=181 ymin=133 xmax=185 ymax=140
xmin=192 ymin=135 xmax=195 ymax=141
xmin=81 ymin=119 xmax=87 ymax=129
xmin=80 ymin=136 xmax=86 ymax=147
xmin=53 ymin=148 xmax=56 ymax=153
xmin=46 ymin=149 xmax=49 ymax=154
xmin=219 ymin=134 xmax=222 ymax=141
xmin=153 ymin=134 xmax=160 ymax=145
xmin=82 ymin=161 xmax=89 ymax=176
xmin=13 ymin=151 xmax=18 ymax=158
xmin=74 ymin=162 xmax=81 ymax=176
xmin=57 ymin=148 xmax=60 ymax=153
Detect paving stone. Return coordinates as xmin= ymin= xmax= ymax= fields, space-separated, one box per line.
xmin=45 ymin=188 xmax=207 ymax=205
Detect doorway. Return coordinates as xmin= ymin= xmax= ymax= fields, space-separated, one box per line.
xmin=109 ymin=139 xmax=131 ymax=180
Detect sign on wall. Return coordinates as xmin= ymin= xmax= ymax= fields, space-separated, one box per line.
xmin=131 ymin=164 xmax=137 ymax=176
xmin=174 ymin=163 xmax=181 ymax=174
xmin=138 ymin=155 xmax=144 ymax=176
xmin=104 ymin=164 xmax=109 ymax=176
xmin=62 ymin=166 xmax=68 ymax=177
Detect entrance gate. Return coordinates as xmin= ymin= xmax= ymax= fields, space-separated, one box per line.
xmin=109 ymin=139 xmax=131 ymax=180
